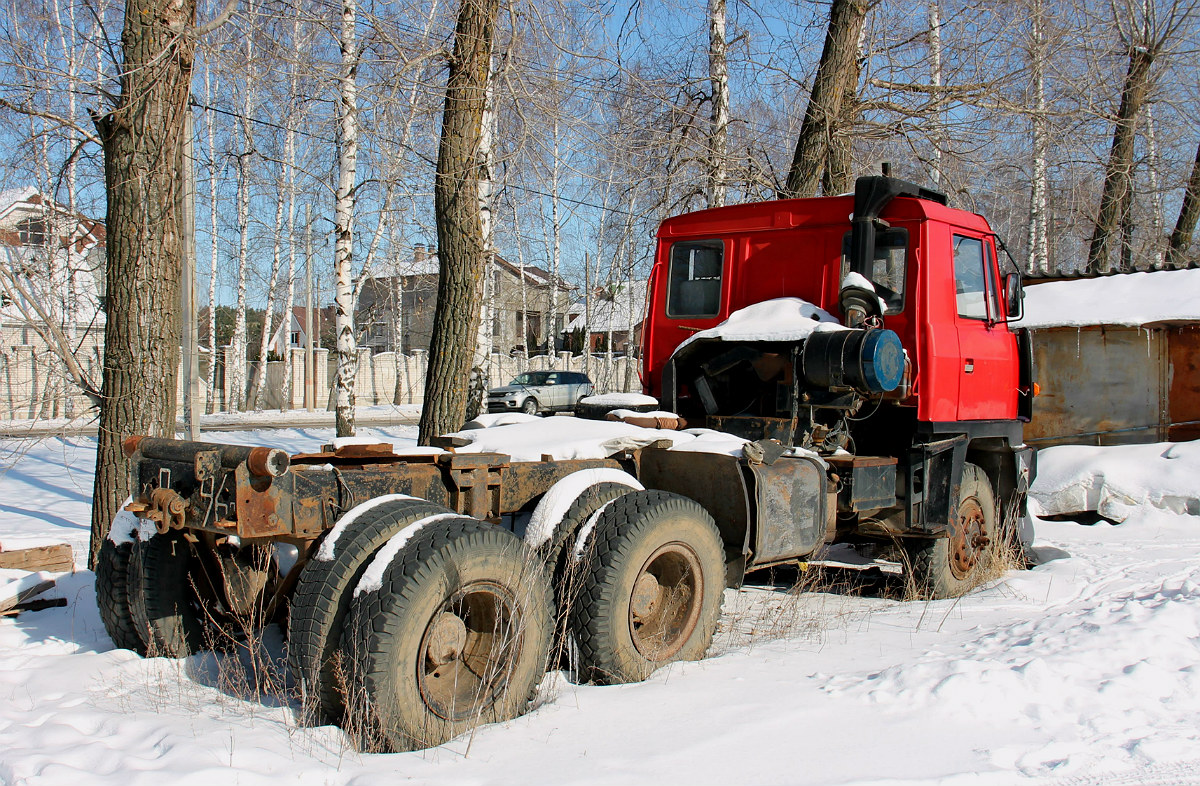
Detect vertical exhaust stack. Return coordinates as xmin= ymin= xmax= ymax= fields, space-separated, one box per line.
xmin=842 ymin=170 xmax=948 ymax=325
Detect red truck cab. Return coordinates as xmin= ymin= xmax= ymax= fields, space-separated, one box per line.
xmin=642 ymin=177 xmax=1029 ymax=428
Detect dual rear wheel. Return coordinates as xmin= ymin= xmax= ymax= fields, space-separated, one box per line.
xmin=95 ymin=489 xmax=729 ymax=751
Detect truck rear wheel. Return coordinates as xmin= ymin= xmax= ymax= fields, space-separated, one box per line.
xmin=537 ymin=481 xmax=633 ymax=665
xmin=288 ymin=498 xmax=451 ymax=723
xmin=96 ymin=538 xmax=146 ymax=654
xmin=570 ymin=490 xmax=725 ymax=685
xmin=539 ymin=481 xmax=633 ymax=587
xmin=127 ymin=531 xmax=206 ymax=657
xmin=909 ymin=463 xmax=998 ymax=599
xmin=342 ymin=519 xmax=553 ymax=752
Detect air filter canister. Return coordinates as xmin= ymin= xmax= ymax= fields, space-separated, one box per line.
xmin=802 ymin=328 xmax=905 ymax=393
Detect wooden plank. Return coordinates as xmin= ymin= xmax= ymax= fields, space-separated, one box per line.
xmin=4 ymin=597 xmax=68 ymax=615
xmin=0 ymin=544 xmax=74 ymax=572
xmin=0 ymin=577 xmax=56 ymax=614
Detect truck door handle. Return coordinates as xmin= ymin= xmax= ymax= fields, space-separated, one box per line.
xmin=964 ymin=359 xmax=975 ymax=373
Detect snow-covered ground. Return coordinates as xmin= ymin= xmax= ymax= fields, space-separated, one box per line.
xmin=2 ymin=430 xmax=1200 ymax=785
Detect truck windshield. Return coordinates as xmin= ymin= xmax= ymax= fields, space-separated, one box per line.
xmin=667 ymin=240 xmax=723 ymax=318
xmin=841 ymin=228 xmax=908 ymax=313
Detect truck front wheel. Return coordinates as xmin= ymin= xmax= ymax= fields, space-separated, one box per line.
xmin=909 ymin=463 xmax=998 ymax=599
xmin=570 ymin=490 xmax=725 ymax=685
xmin=342 ymin=519 xmax=553 ymax=752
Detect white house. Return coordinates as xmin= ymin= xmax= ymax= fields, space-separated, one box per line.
xmin=0 ymin=188 xmax=106 ymax=419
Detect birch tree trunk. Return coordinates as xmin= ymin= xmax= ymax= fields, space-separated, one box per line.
xmin=707 ymin=0 xmax=729 ymax=209
xmin=280 ymin=24 xmax=300 ymax=411
xmin=549 ymin=118 xmax=562 ymax=355
xmin=333 ymin=0 xmax=360 ymax=437
xmin=927 ymin=1 xmax=943 ymax=188
xmin=782 ymin=0 xmax=870 ymax=199
xmin=229 ymin=142 xmax=251 ymax=411
xmin=419 ymin=0 xmax=501 ymax=444
xmin=1144 ymin=105 xmax=1165 ymax=268
xmin=466 ymin=52 xmax=497 ymax=421
xmin=229 ymin=21 xmax=256 ymax=412
xmin=250 ymin=179 xmax=286 ymax=409
xmin=1026 ymin=0 xmax=1050 ymax=275
xmin=204 ymin=64 xmax=220 ymax=413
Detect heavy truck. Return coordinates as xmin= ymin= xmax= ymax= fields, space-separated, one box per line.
xmin=94 ymin=172 xmax=1035 ymax=752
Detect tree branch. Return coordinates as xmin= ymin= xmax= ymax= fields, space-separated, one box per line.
xmin=0 ymin=97 xmax=101 ymax=146
xmin=190 ymin=0 xmax=239 ymax=38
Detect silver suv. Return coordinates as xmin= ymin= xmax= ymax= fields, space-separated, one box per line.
xmin=487 ymin=371 xmax=595 ymax=415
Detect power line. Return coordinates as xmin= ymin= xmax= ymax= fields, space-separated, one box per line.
xmin=189 ymin=99 xmax=668 ymax=220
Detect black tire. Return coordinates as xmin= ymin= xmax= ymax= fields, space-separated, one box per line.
xmin=96 ymin=538 xmax=146 ymax=654
xmin=570 ymin=490 xmax=726 ymax=685
xmin=520 ymin=397 xmax=539 ymax=416
xmin=573 ymin=399 xmax=658 ymax=420
xmin=342 ymin=519 xmax=553 ymax=753
xmin=288 ymin=498 xmax=452 ymax=723
xmin=538 ymin=482 xmax=634 ymax=574
xmin=535 ymin=482 xmax=633 ymax=667
xmin=908 ymin=463 xmax=998 ymax=599
xmin=127 ymin=531 xmax=206 ymax=657
xmin=538 ymin=481 xmax=633 ymax=609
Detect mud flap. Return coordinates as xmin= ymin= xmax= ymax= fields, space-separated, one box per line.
xmin=907 ymin=435 xmax=968 ymax=535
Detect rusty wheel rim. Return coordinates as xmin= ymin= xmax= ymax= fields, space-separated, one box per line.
xmin=949 ymin=497 xmax=991 ymax=580
xmin=417 ymin=581 xmax=521 ymax=722
xmin=628 ymin=542 xmax=703 ymax=662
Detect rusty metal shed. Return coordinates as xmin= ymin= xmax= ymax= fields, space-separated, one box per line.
xmin=1015 ymin=269 xmax=1200 ymax=448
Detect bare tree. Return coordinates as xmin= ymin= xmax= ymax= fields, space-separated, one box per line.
xmin=782 ymin=0 xmax=873 ymax=199
xmin=227 ymin=15 xmax=257 ymax=412
xmin=1027 ymin=0 xmax=1051 ymax=275
xmin=1087 ymin=0 xmax=1195 ymax=274
xmin=1166 ymin=139 xmax=1200 ymax=268
xmin=333 ymin=0 xmax=361 ymax=437
xmin=418 ymin=0 xmax=501 ymax=444
xmin=707 ymin=0 xmax=729 ymax=208
xmin=89 ymin=0 xmax=238 ymax=564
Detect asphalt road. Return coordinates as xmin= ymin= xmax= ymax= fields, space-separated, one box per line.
xmin=0 ymin=408 xmax=421 ymax=439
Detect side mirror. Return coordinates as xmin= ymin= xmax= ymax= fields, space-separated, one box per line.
xmin=1004 ymin=273 xmax=1024 ymax=321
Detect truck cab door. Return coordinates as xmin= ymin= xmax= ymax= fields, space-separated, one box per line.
xmin=951 ymin=234 xmax=1017 ymax=421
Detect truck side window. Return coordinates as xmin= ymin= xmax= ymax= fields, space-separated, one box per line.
xmin=840 ymin=228 xmax=907 ymax=313
xmin=667 ymin=240 xmax=723 ymax=318
xmin=952 ymin=235 xmax=991 ymax=320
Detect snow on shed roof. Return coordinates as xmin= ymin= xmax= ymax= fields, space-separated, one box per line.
xmin=566 ymin=282 xmax=648 ymax=333
xmin=1014 ymin=268 xmax=1200 ymax=329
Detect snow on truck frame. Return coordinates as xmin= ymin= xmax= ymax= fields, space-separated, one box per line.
xmin=96 ymin=173 xmax=1036 ymax=752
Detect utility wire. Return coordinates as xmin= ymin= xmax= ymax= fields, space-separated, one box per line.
xmin=190 ymin=99 xmax=663 ymax=220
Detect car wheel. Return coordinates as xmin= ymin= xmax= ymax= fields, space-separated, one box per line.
xmin=521 ymin=398 xmax=539 ymax=416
